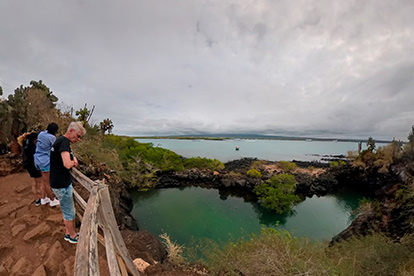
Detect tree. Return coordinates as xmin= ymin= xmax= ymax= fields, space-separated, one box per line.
xmin=0 ymin=80 xmax=60 ymax=146
xmin=367 ymin=136 xmax=376 ymax=152
xmin=254 ymin=174 xmax=301 ymax=213
xmin=100 ymin=118 xmax=114 ymax=136
xmin=408 ymin=125 xmax=414 ymax=157
xmin=76 ymin=103 xmax=95 ymax=126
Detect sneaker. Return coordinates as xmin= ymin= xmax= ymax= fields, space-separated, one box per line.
xmin=40 ymin=197 xmax=50 ymax=205
xmin=35 ymin=199 xmax=41 ymax=207
xmin=65 ymin=234 xmax=79 ymax=244
xmin=49 ymin=198 xmax=60 ymax=207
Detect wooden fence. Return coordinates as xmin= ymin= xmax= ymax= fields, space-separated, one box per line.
xmin=71 ymin=168 xmax=141 ymax=276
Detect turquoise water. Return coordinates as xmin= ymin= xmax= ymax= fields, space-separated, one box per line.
xmin=130 ymin=138 xmax=375 ymax=247
xmin=136 ymin=138 xmax=383 ymax=162
xmin=130 ymin=186 xmax=364 ymax=246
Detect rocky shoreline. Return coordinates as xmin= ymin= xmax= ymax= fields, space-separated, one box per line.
xmin=100 ymin=157 xmax=410 ymax=248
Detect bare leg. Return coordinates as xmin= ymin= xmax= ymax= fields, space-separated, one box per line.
xmin=41 ymin=171 xmax=55 ymax=199
xmin=40 ymin=173 xmax=46 ymax=199
xmin=31 ymin=177 xmax=42 ymax=200
xmin=64 ymin=219 xmax=77 ymax=238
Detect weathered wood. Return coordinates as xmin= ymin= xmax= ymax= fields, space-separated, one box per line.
xmin=117 ymin=255 xmax=129 ymax=276
xmin=73 ymin=189 xmax=87 ymax=210
xmin=98 ymin=187 xmax=141 ymax=276
xmin=102 ymin=226 xmax=122 ymax=276
xmin=71 ymin=170 xmax=141 ymax=276
xmin=75 ymin=186 xmax=99 ymax=276
xmin=71 ymin=167 xmax=96 ymax=192
xmin=89 ymin=190 xmax=100 ymax=276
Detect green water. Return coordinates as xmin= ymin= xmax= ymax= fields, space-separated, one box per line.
xmin=130 ymin=186 xmax=364 ymax=246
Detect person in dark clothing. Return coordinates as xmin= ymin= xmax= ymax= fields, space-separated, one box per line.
xmin=50 ymin=122 xmax=86 ymax=244
xmin=20 ymin=132 xmax=42 ymax=206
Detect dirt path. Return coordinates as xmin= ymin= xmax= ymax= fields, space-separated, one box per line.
xmin=0 ymin=172 xmax=111 ymax=276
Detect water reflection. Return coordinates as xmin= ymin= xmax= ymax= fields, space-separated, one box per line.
xmin=130 ymin=186 xmax=364 ymax=245
xmin=250 ymin=201 xmax=291 ymax=226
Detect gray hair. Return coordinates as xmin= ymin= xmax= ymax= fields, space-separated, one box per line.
xmin=67 ymin=121 xmax=87 ymax=136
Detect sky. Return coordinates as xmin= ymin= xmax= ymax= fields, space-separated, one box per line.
xmin=0 ymin=0 xmax=413 ymax=141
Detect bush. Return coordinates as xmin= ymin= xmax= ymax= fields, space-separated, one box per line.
xmin=200 ymin=228 xmax=414 ymax=276
xmin=183 ymin=157 xmax=224 ymax=171
xmin=103 ymin=135 xmax=184 ymax=172
xmin=253 ymin=174 xmax=300 ymax=213
xmin=247 ymin=168 xmax=262 ymax=178
xmin=277 ymin=161 xmax=297 ymax=172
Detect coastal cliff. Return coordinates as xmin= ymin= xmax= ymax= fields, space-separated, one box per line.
xmin=155 ymin=157 xmax=413 ymax=244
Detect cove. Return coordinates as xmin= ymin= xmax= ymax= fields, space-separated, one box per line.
xmin=130 ymin=186 xmax=365 ymax=246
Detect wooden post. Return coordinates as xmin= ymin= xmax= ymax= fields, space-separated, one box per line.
xmin=102 ymin=225 xmax=122 ymax=276
xmin=75 ymin=186 xmax=100 ymax=276
xmin=97 ymin=187 xmax=141 ymax=276
xmin=71 ymin=169 xmax=141 ymax=276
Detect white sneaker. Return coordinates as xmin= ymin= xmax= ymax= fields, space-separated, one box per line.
xmin=49 ymin=198 xmax=60 ymax=207
xmin=41 ymin=197 xmax=50 ymax=205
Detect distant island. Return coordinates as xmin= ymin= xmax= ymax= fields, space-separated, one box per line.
xmin=131 ymin=134 xmax=397 ymax=144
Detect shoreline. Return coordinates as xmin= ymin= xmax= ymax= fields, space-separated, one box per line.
xmin=130 ymin=135 xmax=398 ymax=144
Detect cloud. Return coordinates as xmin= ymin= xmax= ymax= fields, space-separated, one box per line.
xmin=0 ymin=0 xmax=413 ymax=141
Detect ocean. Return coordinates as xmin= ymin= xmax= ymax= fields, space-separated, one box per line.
xmin=136 ymin=138 xmax=387 ymax=162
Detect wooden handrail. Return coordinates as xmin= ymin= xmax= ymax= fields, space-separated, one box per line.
xmin=71 ymin=168 xmax=141 ymax=276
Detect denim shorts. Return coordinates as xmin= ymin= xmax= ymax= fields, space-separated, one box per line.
xmin=35 ymin=163 xmax=50 ymax=173
xmin=52 ymin=184 xmax=76 ymax=221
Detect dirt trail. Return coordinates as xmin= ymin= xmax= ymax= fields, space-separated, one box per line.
xmin=0 ymin=172 xmax=110 ymax=276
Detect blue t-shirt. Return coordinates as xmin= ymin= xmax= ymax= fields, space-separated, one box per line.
xmin=34 ymin=131 xmax=56 ymax=167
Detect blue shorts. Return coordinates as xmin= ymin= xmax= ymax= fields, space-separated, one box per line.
xmin=35 ymin=163 xmax=50 ymax=173
xmin=52 ymin=184 xmax=76 ymax=221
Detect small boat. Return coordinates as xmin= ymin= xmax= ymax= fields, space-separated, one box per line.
xmin=235 ymin=146 xmax=240 ymax=151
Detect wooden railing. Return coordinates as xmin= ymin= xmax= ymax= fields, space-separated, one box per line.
xmin=71 ymin=168 xmax=141 ymax=276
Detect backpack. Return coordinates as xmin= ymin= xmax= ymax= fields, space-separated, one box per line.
xmin=23 ymin=132 xmax=38 ymax=167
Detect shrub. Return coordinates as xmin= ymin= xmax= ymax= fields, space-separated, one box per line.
xmin=247 ymin=168 xmax=262 ymax=178
xmin=330 ymin=161 xmax=339 ymax=168
xmin=103 ymin=135 xmax=185 ymax=172
xmin=277 ymin=161 xmax=297 ymax=172
xmin=160 ymin=233 xmax=186 ymax=266
xmin=254 ymin=174 xmax=300 ymax=213
xmin=200 ymin=228 xmax=414 ymax=276
xmin=183 ymin=157 xmax=224 ymax=171
xmin=251 ymin=160 xmax=267 ymax=169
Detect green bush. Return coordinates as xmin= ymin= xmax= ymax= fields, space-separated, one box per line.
xmin=247 ymin=168 xmax=262 ymax=178
xmin=330 ymin=161 xmax=339 ymax=167
xmin=277 ymin=161 xmax=297 ymax=172
xmin=103 ymin=135 xmax=184 ymax=172
xmin=330 ymin=160 xmax=347 ymax=168
xmin=183 ymin=157 xmax=224 ymax=171
xmin=253 ymin=174 xmax=300 ymax=213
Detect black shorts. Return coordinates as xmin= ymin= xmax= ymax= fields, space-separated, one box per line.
xmin=26 ymin=162 xmax=42 ymax=178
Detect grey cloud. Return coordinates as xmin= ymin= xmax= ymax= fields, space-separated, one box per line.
xmin=0 ymin=0 xmax=413 ymax=141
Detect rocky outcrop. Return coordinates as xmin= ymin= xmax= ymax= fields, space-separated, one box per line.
xmin=155 ymin=157 xmax=411 ymax=244
xmin=331 ymin=161 xmax=411 ymax=243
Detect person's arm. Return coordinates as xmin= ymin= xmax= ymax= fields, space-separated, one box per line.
xmin=61 ymin=151 xmax=77 ymax=169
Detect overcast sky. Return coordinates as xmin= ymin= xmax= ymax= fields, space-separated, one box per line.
xmin=1 ymin=1 xmax=413 ymax=141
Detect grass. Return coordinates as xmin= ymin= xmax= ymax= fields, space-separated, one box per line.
xmin=160 ymin=233 xmax=186 ymax=266
xmin=186 ymin=228 xmax=414 ymax=276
